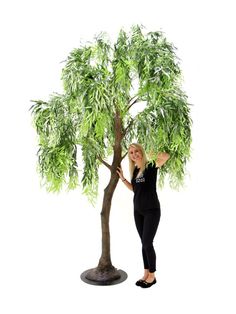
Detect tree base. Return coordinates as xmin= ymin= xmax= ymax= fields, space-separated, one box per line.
xmin=80 ymin=267 xmax=128 ymax=286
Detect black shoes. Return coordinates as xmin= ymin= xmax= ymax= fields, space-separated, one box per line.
xmin=137 ymin=278 xmax=156 ymax=288
xmin=135 ymin=279 xmax=145 ymax=286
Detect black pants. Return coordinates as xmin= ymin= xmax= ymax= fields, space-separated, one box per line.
xmin=134 ymin=208 xmax=161 ymax=273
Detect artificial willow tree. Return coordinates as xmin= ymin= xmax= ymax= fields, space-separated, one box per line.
xmin=31 ymin=25 xmax=192 ymax=284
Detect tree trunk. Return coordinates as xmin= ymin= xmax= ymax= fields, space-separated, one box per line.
xmin=85 ymin=171 xmax=121 ymax=282
xmin=85 ymin=110 xmax=124 ymax=283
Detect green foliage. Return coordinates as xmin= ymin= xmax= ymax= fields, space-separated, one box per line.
xmin=31 ymin=25 xmax=192 ymax=201
xmin=31 ymin=95 xmax=78 ymax=192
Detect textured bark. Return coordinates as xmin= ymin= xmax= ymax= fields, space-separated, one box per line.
xmin=85 ymin=174 xmax=120 ymax=282
xmin=85 ymin=110 xmax=124 ymax=282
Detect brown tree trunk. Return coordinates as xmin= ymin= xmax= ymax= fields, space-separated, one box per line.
xmin=98 ymin=173 xmax=119 ymax=269
xmin=85 ymin=110 xmax=124 ymax=283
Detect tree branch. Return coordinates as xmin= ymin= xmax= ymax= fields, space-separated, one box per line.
xmin=128 ymin=94 xmax=139 ymax=104
xmin=124 ymin=119 xmax=134 ymax=135
xmin=121 ymin=152 xmax=128 ymax=161
xmin=123 ymin=109 xmax=142 ymax=137
xmin=123 ymin=109 xmax=142 ymax=135
xmin=98 ymin=156 xmax=112 ymax=171
xmin=127 ymin=98 xmax=139 ymax=111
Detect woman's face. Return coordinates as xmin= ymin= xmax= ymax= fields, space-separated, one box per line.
xmin=129 ymin=146 xmax=143 ymax=163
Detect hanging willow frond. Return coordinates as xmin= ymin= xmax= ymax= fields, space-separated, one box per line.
xmin=31 ymin=25 xmax=192 ymax=202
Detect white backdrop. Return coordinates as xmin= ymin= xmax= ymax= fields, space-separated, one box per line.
xmin=0 ymin=0 xmax=236 ymax=313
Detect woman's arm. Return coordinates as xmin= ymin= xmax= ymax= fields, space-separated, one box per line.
xmin=156 ymin=152 xmax=170 ymax=167
xmin=116 ymin=167 xmax=133 ymax=191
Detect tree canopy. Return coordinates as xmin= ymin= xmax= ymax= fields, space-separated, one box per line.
xmin=31 ymin=25 xmax=192 ymax=203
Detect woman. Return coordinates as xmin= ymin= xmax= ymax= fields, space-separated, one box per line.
xmin=117 ymin=143 xmax=170 ymax=288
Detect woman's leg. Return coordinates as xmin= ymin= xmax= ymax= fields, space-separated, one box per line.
xmin=141 ymin=209 xmax=161 ymax=276
xmin=134 ymin=210 xmax=149 ymax=278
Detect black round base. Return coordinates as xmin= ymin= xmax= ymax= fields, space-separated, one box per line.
xmin=80 ymin=268 xmax=128 ymax=286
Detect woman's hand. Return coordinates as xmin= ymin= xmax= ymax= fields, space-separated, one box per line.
xmin=156 ymin=152 xmax=170 ymax=167
xmin=116 ymin=166 xmax=125 ymax=180
xmin=117 ymin=166 xmax=133 ymax=191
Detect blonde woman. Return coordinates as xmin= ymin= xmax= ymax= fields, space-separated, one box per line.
xmin=117 ymin=143 xmax=170 ymax=288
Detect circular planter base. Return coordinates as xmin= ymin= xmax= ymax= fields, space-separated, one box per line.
xmin=80 ymin=268 xmax=128 ymax=286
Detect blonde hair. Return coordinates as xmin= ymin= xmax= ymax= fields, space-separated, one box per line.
xmin=128 ymin=143 xmax=148 ymax=179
